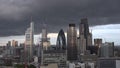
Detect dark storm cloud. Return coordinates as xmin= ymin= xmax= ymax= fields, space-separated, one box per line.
xmin=0 ymin=0 xmax=120 ymax=36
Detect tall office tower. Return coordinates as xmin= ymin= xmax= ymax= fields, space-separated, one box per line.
xmin=80 ymin=18 xmax=89 ymax=37
xmin=94 ymin=39 xmax=102 ymax=56
xmin=80 ymin=35 xmax=86 ymax=55
xmin=12 ymin=40 xmax=18 ymax=47
xmin=25 ymin=20 xmax=34 ymax=61
xmin=94 ymin=38 xmax=102 ymax=47
xmin=7 ymin=41 xmax=11 ymax=48
xmin=79 ymin=18 xmax=92 ymax=47
xmin=77 ymin=37 xmax=86 ymax=60
xmin=42 ymin=24 xmax=47 ymax=41
xmin=40 ymin=23 xmax=50 ymax=65
xmin=87 ymin=33 xmax=92 ymax=46
xmin=41 ymin=23 xmax=50 ymax=50
xmin=8 ymin=41 xmax=11 ymax=46
xmin=67 ymin=24 xmax=77 ymax=61
xmin=79 ymin=24 xmax=86 ymax=55
xmin=56 ymin=29 xmax=66 ymax=50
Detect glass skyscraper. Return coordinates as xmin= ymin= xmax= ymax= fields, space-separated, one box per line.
xmin=25 ymin=21 xmax=34 ymax=62
xmin=56 ymin=29 xmax=66 ymax=50
xmin=67 ymin=24 xmax=77 ymax=61
xmin=79 ymin=18 xmax=92 ymax=48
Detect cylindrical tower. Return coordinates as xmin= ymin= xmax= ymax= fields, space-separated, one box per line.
xmin=67 ymin=24 xmax=77 ymax=61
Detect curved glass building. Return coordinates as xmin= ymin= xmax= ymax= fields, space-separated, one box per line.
xmin=56 ymin=29 xmax=66 ymax=50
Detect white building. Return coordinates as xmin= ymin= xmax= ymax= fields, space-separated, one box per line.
xmin=25 ymin=21 xmax=34 ymax=61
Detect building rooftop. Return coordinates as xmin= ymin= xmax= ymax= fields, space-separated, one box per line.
xmin=44 ymin=50 xmax=66 ymax=54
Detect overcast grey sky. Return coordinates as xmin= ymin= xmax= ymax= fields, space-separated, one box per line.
xmin=0 ymin=0 xmax=120 ymax=36
xmin=0 ymin=0 xmax=120 ymax=45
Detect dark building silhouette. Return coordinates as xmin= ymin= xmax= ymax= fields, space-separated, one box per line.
xmin=94 ymin=38 xmax=102 ymax=47
xmin=87 ymin=46 xmax=99 ymax=54
xmin=79 ymin=18 xmax=92 ymax=49
xmin=56 ymin=29 xmax=66 ymax=50
xmin=80 ymin=18 xmax=89 ymax=38
xmin=67 ymin=24 xmax=77 ymax=61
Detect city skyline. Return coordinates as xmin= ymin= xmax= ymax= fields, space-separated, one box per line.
xmin=0 ymin=0 xmax=120 ymax=68
xmin=0 ymin=0 xmax=120 ymax=46
xmin=0 ymin=19 xmax=119 ymax=68
xmin=0 ymin=24 xmax=120 ymax=46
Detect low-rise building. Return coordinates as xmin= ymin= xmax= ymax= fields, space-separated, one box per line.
xmin=97 ymin=57 xmax=120 ymax=68
xmin=42 ymin=50 xmax=67 ymax=68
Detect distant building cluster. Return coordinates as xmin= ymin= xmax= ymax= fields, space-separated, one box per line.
xmin=0 ymin=18 xmax=120 ymax=68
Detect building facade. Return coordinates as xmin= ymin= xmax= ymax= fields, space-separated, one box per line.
xmin=100 ymin=42 xmax=114 ymax=57
xmin=79 ymin=18 xmax=92 ymax=48
xmin=43 ymin=50 xmax=67 ymax=68
xmin=94 ymin=39 xmax=102 ymax=47
xmin=67 ymin=24 xmax=77 ymax=61
xmin=56 ymin=29 xmax=66 ymax=50
xmin=25 ymin=21 xmax=34 ymax=62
